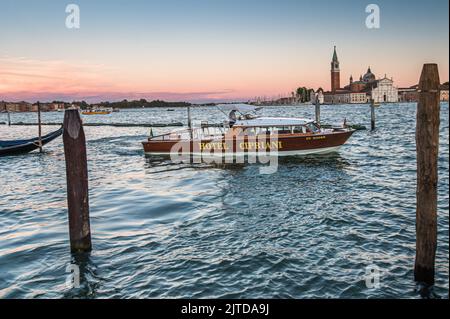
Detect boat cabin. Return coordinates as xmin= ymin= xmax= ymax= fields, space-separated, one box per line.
xmin=230 ymin=117 xmax=321 ymax=137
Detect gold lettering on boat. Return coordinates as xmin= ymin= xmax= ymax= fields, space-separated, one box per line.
xmin=238 ymin=141 xmax=282 ymax=150
xmin=199 ymin=142 xmax=230 ymax=151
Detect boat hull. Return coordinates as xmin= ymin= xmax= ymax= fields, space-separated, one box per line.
xmin=142 ymin=130 xmax=355 ymax=157
xmin=0 ymin=126 xmax=63 ymax=157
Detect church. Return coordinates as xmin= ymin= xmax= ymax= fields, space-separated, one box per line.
xmin=323 ymin=47 xmax=399 ymax=104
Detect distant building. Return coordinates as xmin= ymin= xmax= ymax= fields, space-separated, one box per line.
xmin=398 ymin=86 xmax=419 ymax=102
xmin=323 ymin=47 xmax=398 ymax=104
xmin=310 ymin=88 xmax=324 ymax=104
xmin=397 ymin=82 xmax=448 ymax=102
xmin=330 ymin=46 xmax=340 ymax=93
xmin=5 ymin=101 xmax=32 ymax=112
xmin=370 ymin=76 xmax=399 ymax=103
xmin=440 ymin=83 xmax=449 ymax=102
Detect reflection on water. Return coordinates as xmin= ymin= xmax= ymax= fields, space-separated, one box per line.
xmin=0 ymin=103 xmax=448 ymax=298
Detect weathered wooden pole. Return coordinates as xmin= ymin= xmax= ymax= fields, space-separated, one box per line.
xmin=63 ymin=108 xmax=92 ymax=253
xmin=7 ymin=110 xmax=11 ymax=126
xmin=187 ymin=105 xmax=193 ymax=140
xmin=315 ymin=98 xmax=321 ymax=127
xmin=414 ymin=64 xmax=440 ymax=287
xmin=37 ymin=102 xmax=43 ymax=152
xmin=370 ymin=99 xmax=376 ymax=131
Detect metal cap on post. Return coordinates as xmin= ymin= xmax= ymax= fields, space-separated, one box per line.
xmin=63 ymin=109 xmax=92 ymax=253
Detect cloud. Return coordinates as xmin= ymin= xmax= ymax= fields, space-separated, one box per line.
xmin=0 ymin=56 xmax=120 ymax=97
xmin=0 ymin=56 xmax=245 ymax=103
xmin=0 ymin=89 xmax=244 ymax=103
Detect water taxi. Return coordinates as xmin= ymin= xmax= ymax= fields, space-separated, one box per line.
xmin=142 ymin=104 xmax=355 ymax=157
xmin=81 ymin=108 xmax=112 ymax=115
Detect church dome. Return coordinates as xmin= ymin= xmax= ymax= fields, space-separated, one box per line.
xmin=363 ymin=67 xmax=376 ymax=82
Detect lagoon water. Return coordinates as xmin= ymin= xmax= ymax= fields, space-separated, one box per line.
xmin=0 ymin=103 xmax=448 ymax=298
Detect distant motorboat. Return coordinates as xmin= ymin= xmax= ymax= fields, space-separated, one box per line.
xmin=82 ymin=108 xmax=112 ymax=115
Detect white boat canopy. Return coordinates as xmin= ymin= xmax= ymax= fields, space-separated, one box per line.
xmin=216 ymin=103 xmax=263 ymax=114
xmin=234 ymin=117 xmax=315 ymax=127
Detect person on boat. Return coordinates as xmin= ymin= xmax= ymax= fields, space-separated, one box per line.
xmin=229 ymin=110 xmax=237 ymax=127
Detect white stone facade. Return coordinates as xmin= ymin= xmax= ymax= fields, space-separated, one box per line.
xmin=371 ymin=77 xmax=398 ymax=103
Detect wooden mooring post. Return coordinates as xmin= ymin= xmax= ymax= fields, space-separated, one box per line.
xmin=187 ymin=105 xmax=193 ymax=140
xmin=37 ymin=102 xmax=42 ymax=152
xmin=414 ymin=64 xmax=440 ymax=287
xmin=63 ymin=108 xmax=92 ymax=253
xmin=315 ymin=98 xmax=321 ymax=127
xmin=7 ymin=110 xmax=11 ymax=126
xmin=370 ymin=99 xmax=376 ymax=131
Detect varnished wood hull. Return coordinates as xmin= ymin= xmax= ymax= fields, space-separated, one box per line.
xmin=142 ymin=130 xmax=355 ymax=156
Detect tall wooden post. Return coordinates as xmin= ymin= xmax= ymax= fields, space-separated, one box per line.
xmin=7 ymin=110 xmax=11 ymax=126
xmin=37 ymin=102 xmax=42 ymax=152
xmin=370 ymin=99 xmax=376 ymax=131
xmin=63 ymin=108 xmax=92 ymax=253
xmin=187 ymin=105 xmax=193 ymax=140
xmin=414 ymin=64 xmax=440 ymax=287
xmin=315 ymin=98 xmax=321 ymax=127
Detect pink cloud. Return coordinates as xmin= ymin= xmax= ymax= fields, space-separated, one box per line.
xmin=0 ymin=56 xmax=249 ymax=103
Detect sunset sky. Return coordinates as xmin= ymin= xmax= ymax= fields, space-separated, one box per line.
xmin=0 ymin=0 xmax=449 ymax=103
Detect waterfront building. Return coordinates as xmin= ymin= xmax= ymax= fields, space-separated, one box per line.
xmin=440 ymin=83 xmax=449 ymax=101
xmin=330 ymin=46 xmax=340 ymax=93
xmin=310 ymin=88 xmax=325 ymax=104
xmin=5 ymin=101 xmax=32 ymax=112
xmin=398 ymin=86 xmax=419 ymax=102
xmin=398 ymin=82 xmax=448 ymax=102
xmin=370 ymin=76 xmax=399 ymax=103
xmin=323 ymin=47 xmax=398 ymax=104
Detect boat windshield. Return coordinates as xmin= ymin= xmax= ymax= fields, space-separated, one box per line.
xmin=305 ymin=122 xmax=320 ymax=133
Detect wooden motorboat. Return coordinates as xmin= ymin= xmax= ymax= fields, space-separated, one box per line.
xmin=0 ymin=126 xmax=63 ymax=157
xmin=82 ymin=108 xmax=112 ymax=115
xmin=142 ymin=104 xmax=355 ymax=157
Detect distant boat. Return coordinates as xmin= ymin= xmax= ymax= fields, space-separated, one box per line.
xmin=82 ymin=108 xmax=112 ymax=115
xmin=167 ymin=109 xmax=175 ymax=112
xmin=0 ymin=126 xmax=63 ymax=157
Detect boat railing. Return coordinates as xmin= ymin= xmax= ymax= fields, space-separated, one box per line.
xmin=150 ymin=125 xmax=227 ymax=141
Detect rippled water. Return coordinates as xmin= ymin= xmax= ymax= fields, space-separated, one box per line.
xmin=0 ymin=103 xmax=448 ymax=299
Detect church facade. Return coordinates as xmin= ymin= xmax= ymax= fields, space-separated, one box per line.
xmin=323 ymin=47 xmax=398 ymax=104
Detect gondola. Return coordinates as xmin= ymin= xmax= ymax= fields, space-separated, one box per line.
xmin=0 ymin=126 xmax=63 ymax=157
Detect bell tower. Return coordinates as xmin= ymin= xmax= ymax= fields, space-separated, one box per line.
xmin=331 ymin=46 xmax=340 ymax=93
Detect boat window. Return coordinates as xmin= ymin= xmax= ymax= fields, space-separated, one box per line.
xmin=244 ymin=127 xmax=256 ymax=136
xmin=306 ymin=122 xmax=320 ymax=133
xmin=293 ymin=126 xmax=304 ymax=133
xmin=277 ymin=126 xmax=291 ymax=134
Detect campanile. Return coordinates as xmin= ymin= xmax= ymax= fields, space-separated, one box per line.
xmin=331 ymin=46 xmax=340 ymax=93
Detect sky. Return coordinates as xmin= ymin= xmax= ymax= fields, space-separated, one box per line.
xmin=0 ymin=0 xmax=449 ymax=103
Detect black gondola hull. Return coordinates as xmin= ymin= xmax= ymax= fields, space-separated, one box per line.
xmin=0 ymin=126 xmax=63 ymax=157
